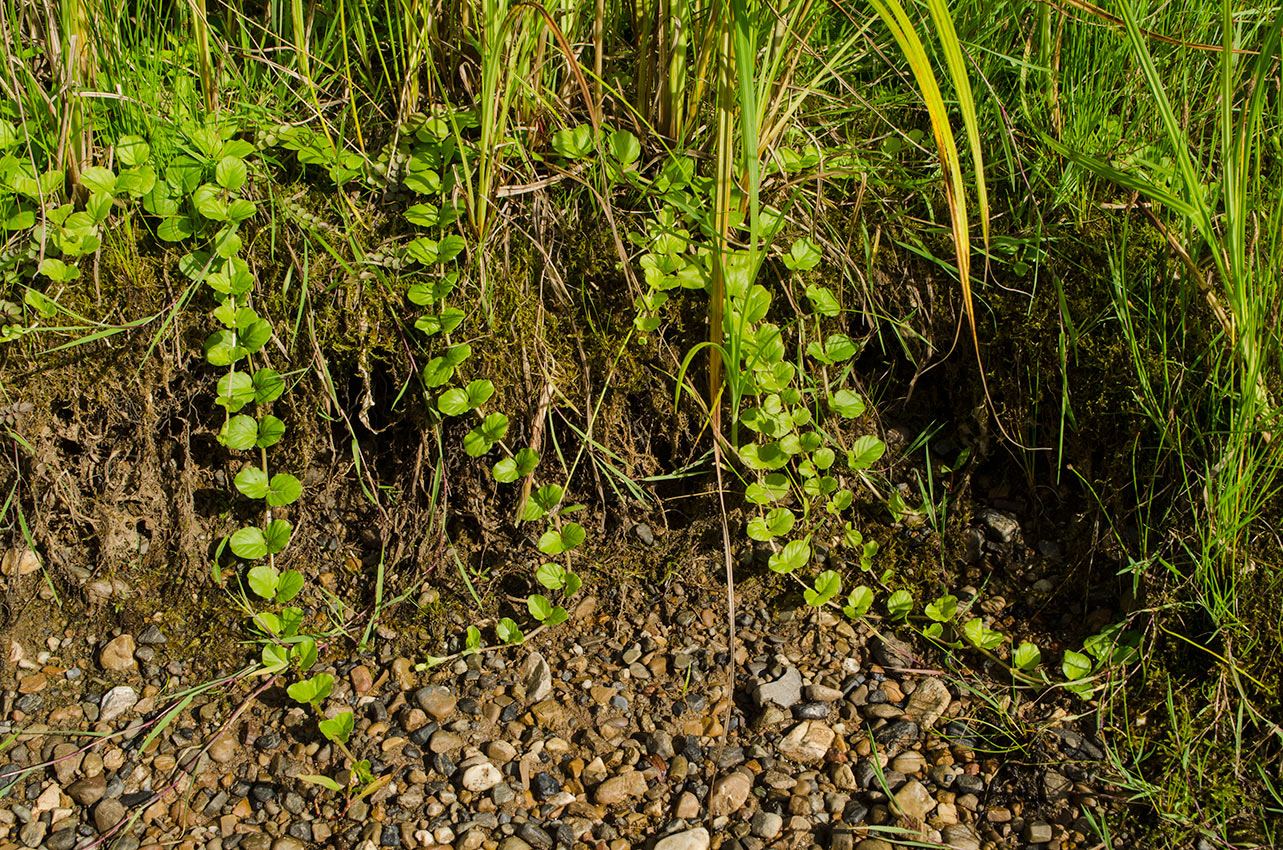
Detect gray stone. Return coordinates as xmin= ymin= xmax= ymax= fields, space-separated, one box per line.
xmin=654 ymin=828 xmax=710 ymax=850
xmin=871 ymin=634 xmax=914 ymax=669
xmin=750 ymin=811 xmax=783 ymax=840
xmin=137 ymin=625 xmax=168 ymax=645
xmin=100 ymin=685 xmax=138 ymax=722
xmin=1043 ymin=769 xmax=1072 ymax=799
xmin=978 ymin=508 xmax=1021 ymax=543
xmin=520 ymin=652 xmax=552 ymax=703
xmin=904 ymin=677 xmax=950 ymax=730
xmin=19 ymin=819 xmax=46 ymax=848
xmin=752 ymin=666 xmax=802 ymax=708
xmin=872 ymin=720 xmax=919 ymax=755
xmin=47 ymin=828 xmax=78 ymax=850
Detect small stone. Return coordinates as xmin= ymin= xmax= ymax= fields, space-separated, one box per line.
xmin=0 ymin=549 xmax=39 ymax=576
xmin=100 ymin=686 xmax=138 ymax=722
xmin=674 ymin=791 xmax=701 ymax=820
xmin=52 ymin=743 xmax=82 ymax=785
xmin=461 ymin=763 xmax=503 ymax=792
xmin=429 ymin=731 xmax=464 ymax=753
xmin=891 ymin=751 xmax=925 ymax=775
xmin=853 ymin=840 xmax=892 ymax=850
xmin=351 ymin=665 xmax=374 ymax=695
xmin=520 ymin=652 xmax=552 ymax=703
xmin=978 ymin=508 xmax=1021 ymax=544
xmin=793 ymin=702 xmax=830 ymax=720
xmin=94 ymin=798 xmax=126 ymax=833
xmin=391 ymin=657 xmax=415 ymax=690
xmin=871 ymin=635 xmax=914 ymax=669
xmin=415 ymin=685 xmax=457 ymax=721
xmin=594 ymin=770 xmax=647 ymax=805
xmin=805 ymin=684 xmax=843 ymax=702
xmin=531 ymin=772 xmax=561 ymax=800
xmin=893 ymin=779 xmax=935 ymax=821
xmin=751 ymin=811 xmax=783 ymax=840
xmin=47 ymin=828 xmax=78 ymax=850
xmin=1023 ymin=822 xmax=1053 ymax=844
xmin=137 ymin=625 xmax=168 ymax=645
xmin=18 ymin=673 xmax=46 ymax=694
xmin=709 ymin=772 xmax=752 ymax=816
xmin=940 ymin=825 xmax=980 ymax=850
xmin=209 ymin=735 xmax=236 ymax=763
xmin=99 ymin=635 xmax=137 ymax=672
xmin=752 ymin=667 xmax=802 ymax=708
xmin=777 ymin=720 xmax=835 ymax=763
xmin=904 ymin=678 xmax=950 ymax=730
xmin=274 ymin=838 xmax=306 ymax=850
xmin=487 ymin=740 xmax=518 ymax=763
xmin=654 ymin=828 xmax=710 ymax=850
xmin=19 ymin=820 xmax=46 ymax=848
xmin=1043 ymin=769 xmax=1071 ymax=799
xmin=872 ymin=721 xmax=919 ymax=756
xmin=68 ymin=775 xmax=107 ymax=806
xmin=633 ymin=523 xmax=655 ymax=545
xmin=531 ymin=698 xmax=566 ymax=727
xmin=498 ymin=838 xmax=531 ymax=850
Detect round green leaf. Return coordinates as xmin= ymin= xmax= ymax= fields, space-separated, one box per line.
xmin=247 ymin=564 xmax=279 ymax=599
xmin=229 ymin=526 xmax=268 ymax=559
xmin=219 ymin=415 xmax=258 ymax=450
xmin=235 ymin=467 xmax=270 ymax=499
xmin=266 ymin=473 xmax=302 ymax=506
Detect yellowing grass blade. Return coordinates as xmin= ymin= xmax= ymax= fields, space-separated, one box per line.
xmin=864 ymin=0 xmax=976 ymax=347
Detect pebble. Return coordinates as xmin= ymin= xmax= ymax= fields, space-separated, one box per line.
xmin=752 ymin=667 xmax=802 ymax=708
xmin=978 ymin=508 xmax=1021 ymax=543
xmin=595 ymin=770 xmax=648 ymax=805
xmin=751 ymin=811 xmax=783 ymax=840
xmin=415 ymin=685 xmax=458 ymax=720
xmin=99 ymin=634 xmax=137 ymax=672
xmin=777 ymin=721 xmax=835 ymax=762
xmin=94 ymin=798 xmax=126 ymax=832
xmin=871 ymin=635 xmax=914 ymax=669
xmin=893 ymin=779 xmax=935 ymax=821
xmin=1024 ymin=821 xmax=1053 ymax=843
xmin=904 ymin=678 xmax=950 ymax=729
xmin=708 ymin=771 xmax=752 ymax=816
xmin=1 ymin=548 xmax=39 ymax=575
xmin=940 ymin=825 xmax=981 ymax=850
xmin=461 ymin=762 xmax=503 ymax=792
xmin=520 ymin=652 xmax=553 ymax=702
xmin=99 ymin=685 xmax=138 ymax=722
xmin=137 ymin=625 xmax=167 ymax=645
xmin=654 ymin=827 xmax=710 ymax=850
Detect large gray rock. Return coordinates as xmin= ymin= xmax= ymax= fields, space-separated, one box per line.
xmin=752 ymin=666 xmax=803 ymax=708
